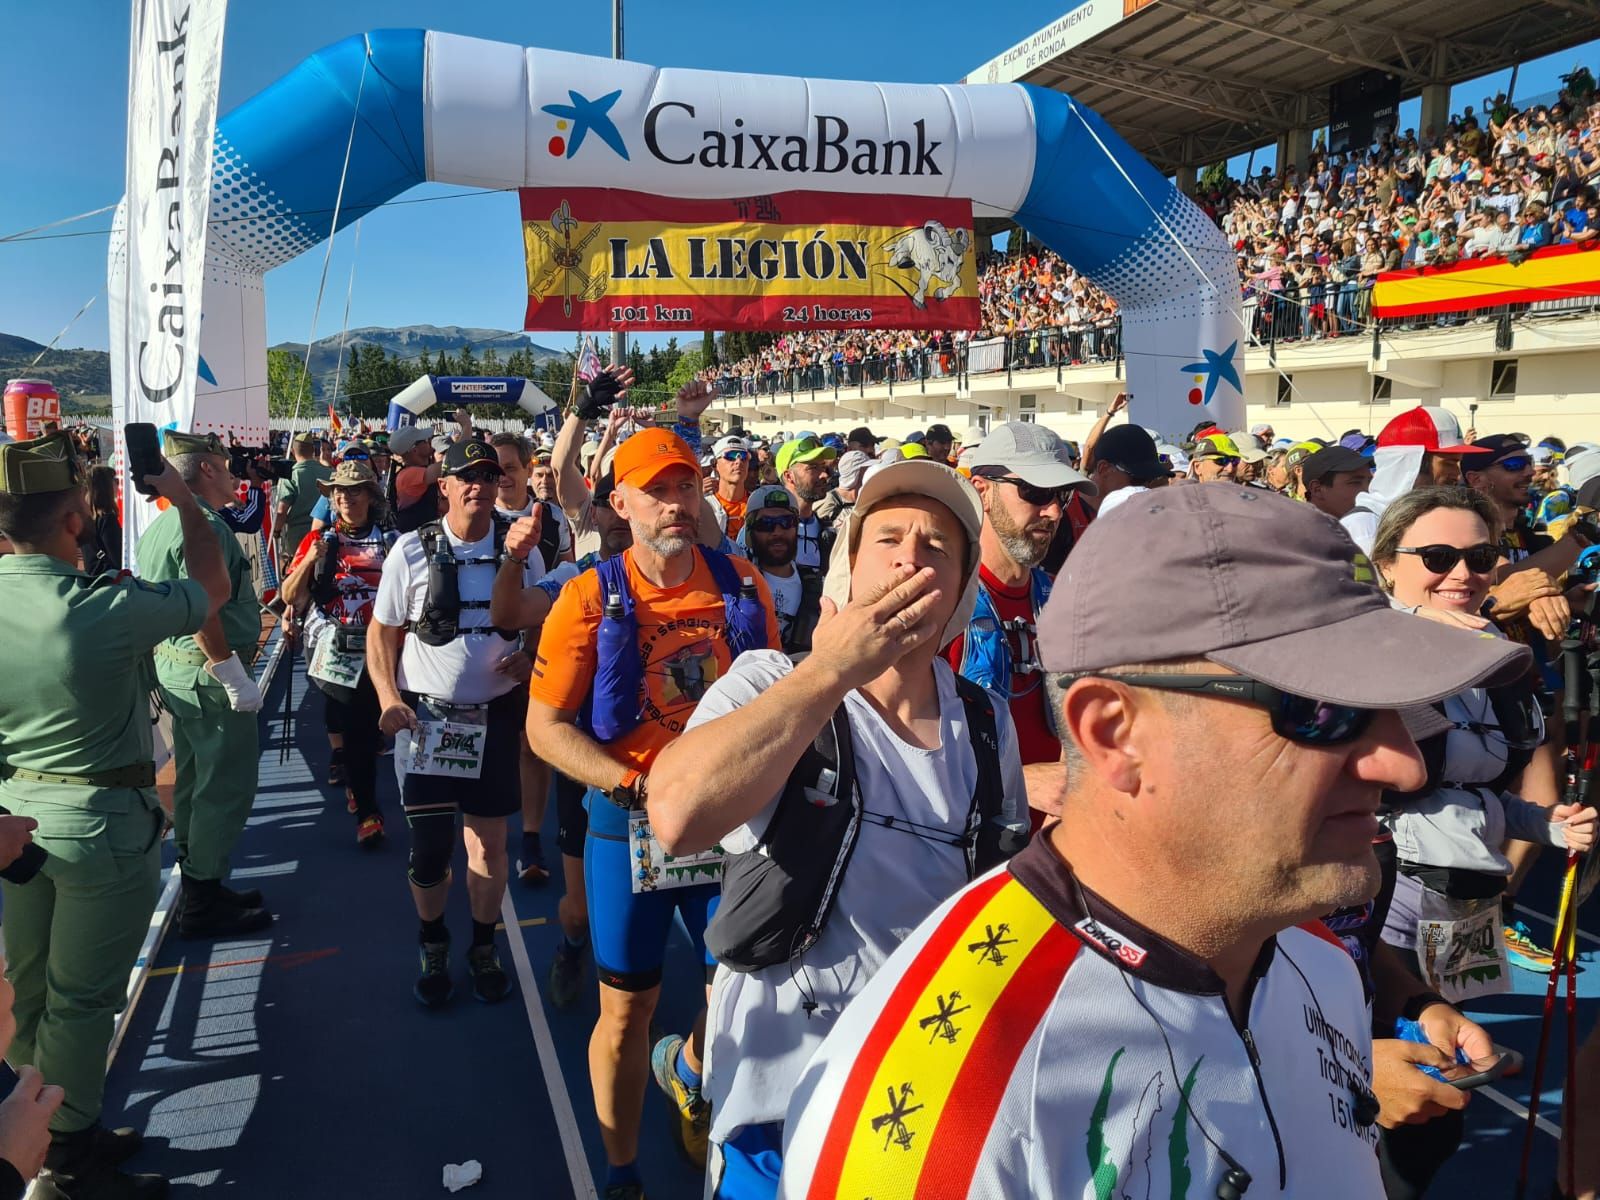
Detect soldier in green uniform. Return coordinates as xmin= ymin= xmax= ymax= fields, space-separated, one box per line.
xmin=135 ymin=431 xmax=272 ymax=939
xmin=0 ymin=431 xmax=229 ymax=1199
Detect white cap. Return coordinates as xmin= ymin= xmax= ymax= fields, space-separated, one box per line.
xmin=712 ymin=435 xmax=749 ymax=456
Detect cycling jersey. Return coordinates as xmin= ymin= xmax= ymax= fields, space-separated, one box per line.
xmin=780 ymin=837 xmax=1382 ymax=1200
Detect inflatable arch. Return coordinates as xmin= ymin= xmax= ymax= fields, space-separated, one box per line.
xmin=186 ymin=28 xmax=1244 ymax=441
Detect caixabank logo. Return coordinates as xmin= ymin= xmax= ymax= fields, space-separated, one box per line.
xmin=541 ymin=89 xmax=631 ymax=161
xmin=540 ymin=86 xmax=949 ymax=178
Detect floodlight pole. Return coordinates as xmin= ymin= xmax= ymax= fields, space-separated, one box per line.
xmin=610 ymin=0 xmax=626 ymax=373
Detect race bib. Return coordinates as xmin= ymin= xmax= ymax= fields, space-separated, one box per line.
xmin=1417 ymin=896 xmax=1511 ymax=1004
xmin=307 ymin=623 xmax=365 ymax=690
xmin=400 ymin=710 xmax=487 ymax=779
xmin=627 ymin=809 xmax=725 ymax=893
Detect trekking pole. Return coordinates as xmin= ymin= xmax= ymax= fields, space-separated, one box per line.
xmin=1514 ymin=852 xmax=1579 ymax=1200
xmin=279 ymin=626 xmax=296 ymax=766
xmin=1563 ymin=851 xmax=1580 ymax=1193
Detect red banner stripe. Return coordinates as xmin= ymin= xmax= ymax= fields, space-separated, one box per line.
xmin=807 ymin=872 xmax=1016 ymax=1200
xmin=1373 ymin=281 xmax=1600 ymax=318
xmin=519 ymin=187 xmax=973 ymax=229
xmin=524 ymin=292 xmax=979 ymax=333
xmin=914 ymin=925 xmax=1081 ymax=1200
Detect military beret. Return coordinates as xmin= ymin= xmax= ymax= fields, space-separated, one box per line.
xmin=0 ymin=431 xmax=82 ymax=495
xmin=161 ymin=429 xmax=226 ymax=458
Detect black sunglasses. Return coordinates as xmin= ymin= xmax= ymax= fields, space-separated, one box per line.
xmin=984 ymin=473 xmax=1074 ymax=508
xmin=749 ymin=514 xmax=798 ymax=533
xmin=1395 ymin=543 xmax=1499 ymax=574
xmin=1486 ymin=454 xmax=1531 ymax=474
xmin=451 ymin=468 xmax=501 ymax=485
xmin=1086 ymin=673 xmax=1372 ymax=746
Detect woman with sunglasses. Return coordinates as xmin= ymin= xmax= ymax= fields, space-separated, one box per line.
xmin=1371 ymin=487 xmax=1596 ymax=990
xmin=282 ymin=462 xmax=398 ymax=847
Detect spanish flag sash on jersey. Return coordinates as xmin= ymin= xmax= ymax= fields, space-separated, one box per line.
xmin=806 ymin=871 xmax=1081 ymax=1200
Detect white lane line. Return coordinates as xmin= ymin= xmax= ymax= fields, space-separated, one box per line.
xmin=110 ymin=625 xmax=292 ymax=1067
xmin=501 ymin=889 xmax=597 ymax=1200
xmin=1478 ymin=1083 xmax=1562 ymax=1140
xmin=1514 ymin=902 xmax=1600 ymax=949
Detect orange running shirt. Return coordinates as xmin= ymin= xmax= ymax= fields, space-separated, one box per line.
xmin=528 ymin=547 xmax=779 ymax=772
xmin=713 ymin=491 xmax=748 ymax=540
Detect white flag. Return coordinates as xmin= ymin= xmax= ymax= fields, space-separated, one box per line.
xmin=112 ymin=0 xmax=227 ymax=563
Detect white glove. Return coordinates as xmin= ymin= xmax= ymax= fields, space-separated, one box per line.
xmin=205 ymin=652 xmax=264 ymax=713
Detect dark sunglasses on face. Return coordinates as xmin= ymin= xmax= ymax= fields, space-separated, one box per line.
xmin=1395 ymin=542 xmax=1499 ymax=574
xmin=1085 ymin=673 xmax=1373 ymax=746
xmin=1489 ymin=454 xmax=1531 ymax=473
xmin=720 ymin=450 xmax=750 ymax=463
xmin=451 ymin=468 xmax=500 ymax=485
xmin=749 ymin=514 xmax=798 ymax=533
xmin=989 ymin=474 xmax=1073 ymax=507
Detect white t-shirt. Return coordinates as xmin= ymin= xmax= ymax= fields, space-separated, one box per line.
xmin=693 ymin=651 xmax=1027 ymax=1141
xmin=794 ymin=514 xmax=823 ymax=570
xmin=372 ymin=518 xmax=546 ymax=704
xmin=763 ymin=568 xmax=803 ymax=643
xmin=497 ymin=492 xmax=573 ymax=560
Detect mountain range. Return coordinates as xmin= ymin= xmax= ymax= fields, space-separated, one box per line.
xmin=0 ymin=325 xmax=569 ymax=410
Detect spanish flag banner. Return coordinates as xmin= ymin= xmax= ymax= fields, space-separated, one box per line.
xmin=519 ymin=188 xmax=978 ymax=332
xmin=1373 ymin=244 xmax=1600 ymax=318
xmin=805 ymin=871 xmax=1080 ymax=1200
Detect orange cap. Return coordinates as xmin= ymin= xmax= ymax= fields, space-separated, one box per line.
xmin=612 ymin=429 xmax=700 ymax=490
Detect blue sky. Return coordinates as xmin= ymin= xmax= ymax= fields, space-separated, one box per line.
xmin=1 ymin=2 xmax=1594 ymax=355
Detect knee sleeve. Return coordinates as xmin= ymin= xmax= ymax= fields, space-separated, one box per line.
xmin=406 ymin=811 xmax=455 ymax=889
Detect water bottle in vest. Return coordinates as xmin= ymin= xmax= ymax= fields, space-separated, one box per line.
xmin=425 ymin=535 xmax=459 ymax=640
xmin=312 ymin=530 xmax=340 ymax=604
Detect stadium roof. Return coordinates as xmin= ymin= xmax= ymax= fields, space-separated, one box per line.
xmin=963 ymin=0 xmax=1600 ymax=173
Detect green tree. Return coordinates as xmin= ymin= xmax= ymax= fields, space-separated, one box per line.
xmin=267 ymin=348 xmax=314 ymax=420
xmin=457 ymin=343 xmax=480 ymax=377
xmin=481 ymin=346 xmax=503 ymax=375
xmin=665 ymin=347 xmax=705 ymax=396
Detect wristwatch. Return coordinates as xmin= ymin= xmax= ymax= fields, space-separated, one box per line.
xmin=609 ymin=768 xmax=646 ymax=809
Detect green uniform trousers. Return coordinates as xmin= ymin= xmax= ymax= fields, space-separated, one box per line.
xmin=159 ymin=660 xmax=260 ymax=883
xmin=1 ymin=797 xmax=163 ymax=1132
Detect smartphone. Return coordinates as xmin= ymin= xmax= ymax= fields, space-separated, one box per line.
xmin=124 ymin=423 xmax=164 ymax=498
xmin=1439 ymin=1052 xmax=1511 ymax=1090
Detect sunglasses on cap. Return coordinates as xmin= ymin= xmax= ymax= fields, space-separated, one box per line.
xmin=1484 ymin=454 xmax=1532 ymax=473
xmin=749 ymin=514 xmax=798 ymax=533
xmin=1395 ymin=542 xmax=1499 ymax=574
xmin=451 ymin=468 xmax=500 ymax=485
xmin=1085 ymin=673 xmax=1372 ymax=746
xmin=720 ymin=449 xmax=750 ymax=463
xmin=980 ymin=472 xmax=1074 ymax=508
xmin=341 ymin=450 xmax=370 ymax=461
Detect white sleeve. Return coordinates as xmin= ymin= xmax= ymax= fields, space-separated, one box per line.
xmin=682 ymin=649 xmax=797 ymax=851
xmin=372 ymin=535 xmax=419 ymax=627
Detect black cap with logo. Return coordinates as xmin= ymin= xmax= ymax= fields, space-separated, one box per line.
xmin=440 ymin=439 xmax=504 ymax=477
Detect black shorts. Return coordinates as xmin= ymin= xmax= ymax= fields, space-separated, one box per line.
xmin=401 ymin=689 xmax=523 ymax=819
xmin=555 ymin=771 xmax=588 ymax=858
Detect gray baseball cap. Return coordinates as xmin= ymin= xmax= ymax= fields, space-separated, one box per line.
xmin=967 ymin=421 xmax=1097 ymax=496
xmin=1038 ymin=484 xmax=1529 ymax=708
xmin=388 ymin=426 xmax=432 ymax=454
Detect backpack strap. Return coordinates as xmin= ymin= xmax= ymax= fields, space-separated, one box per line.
xmin=700 ymin=545 xmax=769 ymax=656
xmin=954 ymin=674 xmax=1012 ymax=875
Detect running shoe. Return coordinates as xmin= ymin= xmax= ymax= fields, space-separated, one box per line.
xmin=516 ymin=856 xmax=550 ymax=887
xmin=327 ymin=748 xmax=346 ymax=787
xmin=650 ymin=1034 xmax=710 ymax=1168
xmin=345 ymin=789 xmax=357 ymax=815
xmin=356 ymin=814 xmax=384 ymax=849
xmin=414 ymin=938 xmax=453 ymax=1008
xmin=548 ymin=941 xmax=584 ymax=1009
xmin=467 ymin=943 xmax=512 ymax=1004
xmin=1504 ymin=920 xmax=1556 ymax=973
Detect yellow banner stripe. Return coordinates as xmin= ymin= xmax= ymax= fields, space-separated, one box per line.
xmin=832 ymin=878 xmax=1055 ymax=1199
xmin=521 ymin=219 xmax=979 ymax=300
xmin=1375 ymin=250 xmax=1600 ymax=310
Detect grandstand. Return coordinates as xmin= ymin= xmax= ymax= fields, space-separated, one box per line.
xmin=705 ymin=2 xmax=1600 ymax=446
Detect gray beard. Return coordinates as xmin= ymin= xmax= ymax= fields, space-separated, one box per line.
xmin=997 ymin=528 xmax=1047 ymax=568
xmin=636 ymin=527 xmax=692 ymax=559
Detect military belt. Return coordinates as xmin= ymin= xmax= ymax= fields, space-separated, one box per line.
xmin=0 ymin=762 xmax=157 ymax=789
xmin=155 ymin=643 xmax=258 ymax=668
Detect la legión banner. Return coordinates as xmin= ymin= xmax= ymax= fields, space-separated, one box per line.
xmin=520 ymin=188 xmax=978 ymax=332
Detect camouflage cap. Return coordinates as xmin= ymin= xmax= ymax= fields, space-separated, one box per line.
xmin=0 ymin=431 xmax=82 ymax=495
xmin=162 ymin=429 xmax=227 ymax=458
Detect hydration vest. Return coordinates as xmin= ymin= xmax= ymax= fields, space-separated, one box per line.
xmin=958 ymin=568 xmax=1053 ymax=699
xmin=410 ymin=516 xmax=517 ymax=646
xmin=500 ymin=495 xmax=564 ymax=572
xmin=581 ymin=545 xmax=769 ymax=743
xmin=310 ymin=523 xmax=391 ymax=617
xmin=706 ymin=673 xmax=1024 ymax=973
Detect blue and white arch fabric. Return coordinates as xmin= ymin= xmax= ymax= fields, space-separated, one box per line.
xmin=195 ymin=29 xmax=1243 ymax=438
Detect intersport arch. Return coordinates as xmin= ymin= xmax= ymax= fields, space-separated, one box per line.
xmin=182 ymin=29 xmax=1244 ymax=439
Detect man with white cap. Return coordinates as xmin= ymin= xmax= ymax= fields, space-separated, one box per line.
xmin=813 ymin=450 xmax=870 ymax=526
xmin=647 ymin=458 xmax=1027 ymax=1200
xmin=949 ymin=422 xmax=1096 ymax=823
xmin=709 ymin=434 xmax=754 ymax=540
xmin=780 ymin=484 xmax=1531 ymax=1200
xmin=1228 ymin=429 xmax=1271 ymax=483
